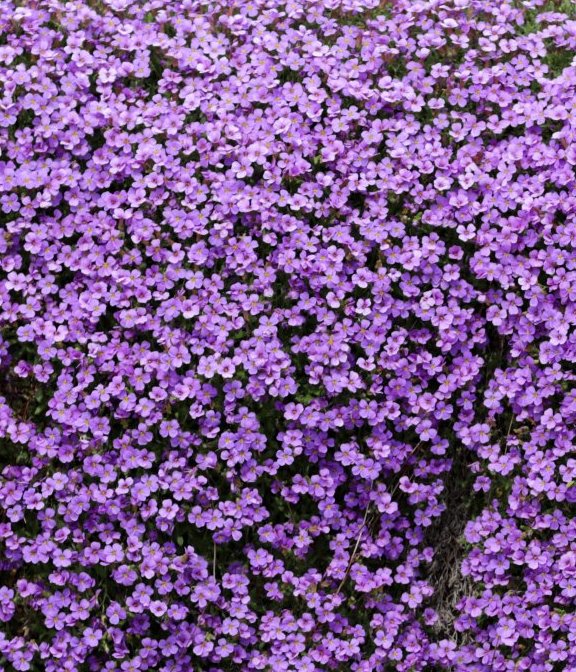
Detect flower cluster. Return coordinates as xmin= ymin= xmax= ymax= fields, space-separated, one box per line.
xmin=1 ymin=0 xmax=576 ymax=670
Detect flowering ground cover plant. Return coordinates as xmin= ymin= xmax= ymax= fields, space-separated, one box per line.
xmin=0 ymin=0 xmax=576 ymax=669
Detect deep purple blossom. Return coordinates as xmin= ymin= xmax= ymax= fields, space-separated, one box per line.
xmin=0 ymin=0 xmax=576 ymax=671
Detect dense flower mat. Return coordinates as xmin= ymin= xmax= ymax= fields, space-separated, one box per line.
xmin=1 ymin=0 xmax=576 ymax=670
